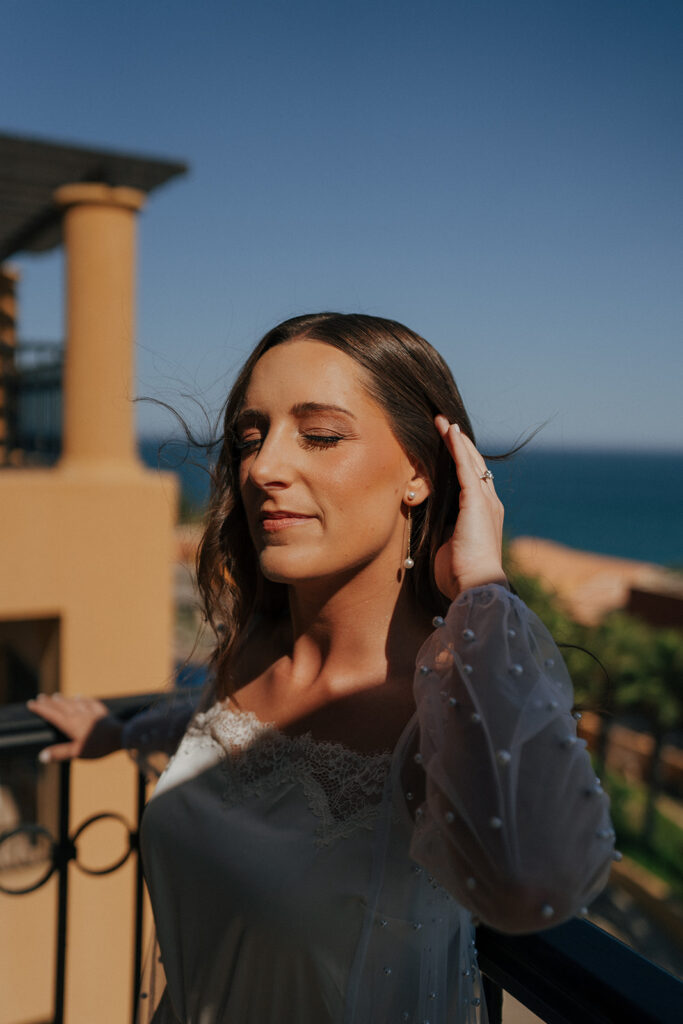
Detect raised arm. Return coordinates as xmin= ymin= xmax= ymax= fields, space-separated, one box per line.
xmin=410 ymin=585 xmax=614 ymax=933
xmin=408 ymin=418 xmax=614 ymax=932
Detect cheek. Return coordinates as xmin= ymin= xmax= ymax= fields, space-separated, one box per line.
xmin=325 ymin=449 xmax=402 ymax=505
xmin=323 ymin=455 xmax=405 ymax=538
xmin=346 ymin=439 xmax=407 ymax=483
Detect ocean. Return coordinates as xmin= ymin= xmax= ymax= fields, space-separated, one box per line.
xmin=139 ymin=440 xmax=683 ymax=568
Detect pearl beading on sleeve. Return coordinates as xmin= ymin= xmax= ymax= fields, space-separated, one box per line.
xmin=409 ymin=584 xmax=615 ymax=934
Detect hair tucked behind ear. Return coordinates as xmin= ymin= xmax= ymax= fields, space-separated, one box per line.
xmin=197 ymin=313 xmax=494 ymax=698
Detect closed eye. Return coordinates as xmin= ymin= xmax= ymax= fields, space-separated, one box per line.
xmin=233 ymin=431 xmax=344 ymax=457
xmin=300 ymin=433 xmax=343 ymax=451
xmin=234 ymin=438 xmax=261 ymax=454
xmin=234 ymin=427 xmax=262 ymax=450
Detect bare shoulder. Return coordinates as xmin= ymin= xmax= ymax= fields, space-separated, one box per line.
xmin=218 ymin=614 xmax=291 ymax=700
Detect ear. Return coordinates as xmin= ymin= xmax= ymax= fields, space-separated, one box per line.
xmin=404 ymin=463 xmax=432 ymax=505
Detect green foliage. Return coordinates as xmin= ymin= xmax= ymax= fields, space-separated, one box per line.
xmin=507 ymin=566 xmax=599 ymax=708
xmin=507 ymin=561 xmax=683 ymax=735
xmin=592 ymin=613 xmax=683 ymax=734
xmin=604 ymin=771 xmax=683 ymax=897
xmin=653 ymin=807 xmax=683 ymax=885
xmin=508 ymin=560 xmax=683 ymax=859
xmin=603 ymin=770 xmax=636 ymax=837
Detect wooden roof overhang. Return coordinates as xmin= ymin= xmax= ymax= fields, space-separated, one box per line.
xmin=0 ymin=132 xmax=187 ymax=261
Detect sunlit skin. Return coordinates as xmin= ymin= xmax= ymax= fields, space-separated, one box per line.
xmin=220 ymin=338 xmax=505 ymax=748
xmin=228 ymin=339 xmax=435 ymax=741
xmin=237 ymin=339 xmax=430 ymax=593
xmin=28 ymin=337 xmax=507 ymax=756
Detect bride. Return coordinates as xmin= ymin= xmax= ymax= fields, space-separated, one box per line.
xmin=30 ymin=313 xmax=614 ymax=1023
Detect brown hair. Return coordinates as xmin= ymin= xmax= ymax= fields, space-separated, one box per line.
xmin=198 ymin=312 xmax=476 ymax=697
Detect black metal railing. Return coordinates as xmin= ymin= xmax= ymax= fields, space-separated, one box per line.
xmin=0 ymin=693 xmax=152 ymax=1023
xmin=0 ymin=340 xmax=63 ymax=459
xmin=1 ymin=694 xmax=681 ymax=1024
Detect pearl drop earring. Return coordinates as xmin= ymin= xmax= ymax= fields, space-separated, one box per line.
xmin=404 ymin=495 xmax=415 ymax=570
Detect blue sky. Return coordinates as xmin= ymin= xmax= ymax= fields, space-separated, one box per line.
xmin=4 ymin=0 xmax=682 ymax=449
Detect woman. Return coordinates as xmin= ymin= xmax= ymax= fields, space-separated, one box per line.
xmin=30 ymin=313 xmax=615 ymax=1024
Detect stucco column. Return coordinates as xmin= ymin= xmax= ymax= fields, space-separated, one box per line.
xmin=55 ymin=183 xmax=145 ymax=466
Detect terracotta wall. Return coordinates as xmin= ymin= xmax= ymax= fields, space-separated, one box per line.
xmin=0 ymin=183 xmax=178 ymax=1023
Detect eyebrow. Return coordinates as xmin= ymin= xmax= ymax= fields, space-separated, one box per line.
xmin=291 ymin=402 xmax=356 ymax=419
xmin=237 ymin=402 xmax=357 ymax=422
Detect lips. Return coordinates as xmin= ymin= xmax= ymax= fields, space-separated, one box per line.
xmin=258 ymin=509 xmax=316 ymax=532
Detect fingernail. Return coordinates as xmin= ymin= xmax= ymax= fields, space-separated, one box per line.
xmin=38 ymin=750 xmax=51 ymax=764
xmin=453 ymin=423 xmax=461 ymax=433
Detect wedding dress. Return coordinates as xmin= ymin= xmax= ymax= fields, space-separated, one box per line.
xmin=130 ymin=585 xmax=614 ymax=1023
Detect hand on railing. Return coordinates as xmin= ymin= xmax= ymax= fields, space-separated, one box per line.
xmin=26 ymin=693 xmax=124 ymax=762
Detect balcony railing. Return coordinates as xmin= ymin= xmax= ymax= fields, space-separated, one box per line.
xmin=1 ymin=694 xmax=681 ymax=1024
xmin=0 ymin=340 xmax=63 ymax=460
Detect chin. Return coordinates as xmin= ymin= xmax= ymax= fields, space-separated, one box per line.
xmin=257 ymin=545 xmax=377 ymax=587
xmin=257 ymin=548 xmax=317 ymax=585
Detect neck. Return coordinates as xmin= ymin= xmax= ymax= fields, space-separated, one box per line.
xmin=283 ymin=560 xmax=432 ymax=694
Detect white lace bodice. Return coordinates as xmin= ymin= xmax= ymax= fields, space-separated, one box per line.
xmin=180 ymin=706 xmax=392 ymax=846
xmin=138 ymin=586 xmax=614 ymax=1024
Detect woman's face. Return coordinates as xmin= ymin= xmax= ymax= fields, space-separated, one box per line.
xmin=237 ymin=338 xmax=423 ymax=586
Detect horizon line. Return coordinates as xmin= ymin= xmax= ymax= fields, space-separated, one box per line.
xmin=136 ymin=433 xmax=683 ymax=456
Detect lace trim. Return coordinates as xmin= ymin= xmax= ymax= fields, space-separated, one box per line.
xmin=186 ymin=705 xmax=392 ymax=846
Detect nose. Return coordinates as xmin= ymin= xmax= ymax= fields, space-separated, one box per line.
xmin=243 ymin=426 xmax=295 ymax=491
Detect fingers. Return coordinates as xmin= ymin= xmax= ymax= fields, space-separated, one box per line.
xmin=434 ymin=414 xmax=465 ymax=471
xmin=27 ymin=694 xmax=68 ymax=726
xmin=432 ymin=414 xmax=507 ymax=597
xmin=29 ymin=696 xmax=83 ymax=762
xmin=27 ymin=695 xmax=110 ymax=755
xmin=434 ymin=415 xmax=497 ymax=493
xmin=38 ymin=742 xmax=79 ymax=764
xmin=28 ymin=694 xmax=108 ymax=723
xmin=27 ymin=694 xmax=81 ymax=733
xmin=28 ymin=695 xmax=124 ymax=761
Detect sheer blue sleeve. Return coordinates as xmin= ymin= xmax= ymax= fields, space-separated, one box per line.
xmin=122 ymin=695 xmax=198 ymax=776
xmin=410 ymin=584 xmax=614 ymax=934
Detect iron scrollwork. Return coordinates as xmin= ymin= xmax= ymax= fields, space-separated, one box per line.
xmin=0 ymin=810 xmax=137 ymax=895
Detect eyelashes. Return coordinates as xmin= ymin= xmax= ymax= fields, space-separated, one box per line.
xmin=300 ymin=434 xmax=343 ymax=452
xmin=234 ymin=433 xmax=343 ymax=456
